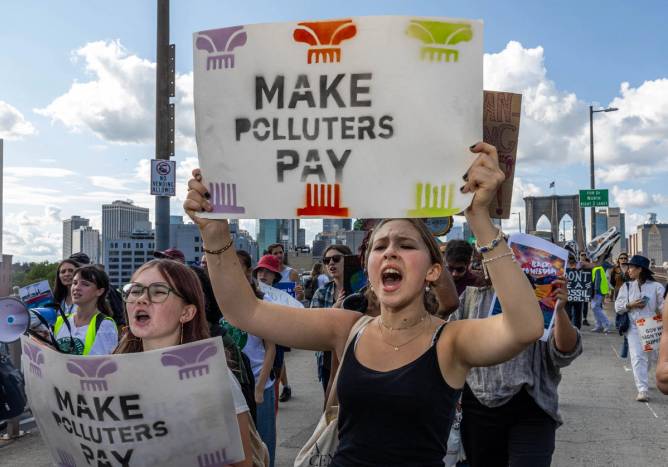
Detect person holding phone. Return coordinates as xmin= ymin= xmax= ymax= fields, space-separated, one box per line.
xmin=614 ymin=255 xmax=664 ymax=402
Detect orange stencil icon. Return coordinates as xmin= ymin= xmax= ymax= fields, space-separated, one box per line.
xmin=293 ymin=19 xmax=357 ymax=64
xmin=297 ymin=183 xmax=349 ymax=217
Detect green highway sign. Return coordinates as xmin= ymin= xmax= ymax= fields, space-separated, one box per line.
xmin=579 ymin=189 xmax=609 ymax=207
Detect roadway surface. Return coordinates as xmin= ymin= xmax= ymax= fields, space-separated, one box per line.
xmin=2 ymin=303 xmax=666 ymax=466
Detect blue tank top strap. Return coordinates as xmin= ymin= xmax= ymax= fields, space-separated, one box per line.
xmin=431 ymin=322 xmax=447 ymax=345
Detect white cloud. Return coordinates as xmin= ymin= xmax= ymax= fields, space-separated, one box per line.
xmin=3 ymin=208 xmax=63 ymax=260
xmin=5 ymin=166 xmax=76 ymax=178
xmin=0 ymin=101 xmax=36 ymax=140
xmin=35 ymin=40 xmax=195 ymax=151
xmin=88 ymin=175 xmax=133 ymax=190
xmin=484 ymin=42 xmax=668 ymax=178
xmin=612 ymin=186 xmax=656 ymax=209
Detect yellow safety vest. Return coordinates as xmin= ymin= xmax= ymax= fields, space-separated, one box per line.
xmin=54 ymin=312 xmax=114 ymax=355
xmin=592 ymin=266 xmax=610 ymax=295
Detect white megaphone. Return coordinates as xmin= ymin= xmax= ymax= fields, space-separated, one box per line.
xmin=0 ymin=297 xmax=30 ymax=343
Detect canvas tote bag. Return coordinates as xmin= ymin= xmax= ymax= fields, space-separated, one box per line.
xmin=294 ymin=315 xmax=374 ymax=467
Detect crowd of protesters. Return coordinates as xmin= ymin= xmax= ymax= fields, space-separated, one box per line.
xmin=3 ymin=142 xmax=668 ymax=466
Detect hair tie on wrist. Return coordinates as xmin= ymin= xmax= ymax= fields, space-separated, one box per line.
xmin=203 ymin=238 xmax=234 ymax=255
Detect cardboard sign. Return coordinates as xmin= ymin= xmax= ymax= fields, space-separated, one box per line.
xmin=483 ymin=91 xmax=521 ymax=219
xmin=193 ymin=16 xmax=483 ymax=219
xmin=566 ymin=268 xmax=593 ymax=302
xmin=19 ymin=280 xmax=55 ymax=309
xmin=21 ymin=336 xmax=244 ymax=467
xmin=489 ymin=233 xmax=568 ymax=341
xmin=636 ymin=315 xmax=663 ymax=352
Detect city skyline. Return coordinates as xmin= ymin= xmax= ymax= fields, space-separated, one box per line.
xmin=1 ymin=1 xmax=667 ymax=262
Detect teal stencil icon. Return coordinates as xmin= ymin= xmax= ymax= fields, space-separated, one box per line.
xmin=406 ymin=20 xmax=473 ymax=62
xmin=407 ymin=182 xmax=461 ymax=217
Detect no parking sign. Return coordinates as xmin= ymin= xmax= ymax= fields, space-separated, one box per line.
xmin=151 ymin=159 xmax=176 ymax=196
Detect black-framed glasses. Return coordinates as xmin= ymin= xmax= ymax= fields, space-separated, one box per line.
xmin=446 ymin=265 xmax=467 ymax=274
xmin=323 ymin=254 xmax=343 ymax=265
xmin=122 ymin=282 xmax=183 ymax=304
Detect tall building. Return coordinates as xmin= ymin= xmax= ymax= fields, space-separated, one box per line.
xmin=323 ymin=219 xmax=352 ymax=234
xmin=62 ymin=216 xmax=89 ymax=259
xmin=627 ymin=217 xmax=668 ymax=266
xmin=169 ymin=216 xmax=203 ymax=264
xmin=104 ymin=231 xmax=155 ymax=288
xmin=72 ymin=226 xmax=101 ymax=264
xmin=595 ymin=207 xmax=627 ymax=258
xmin=258 ymin=219 xmax=281 ymax=254
xmin=0 ymin=139 xmax=11 ymax=296
xmin=101 ymin=200 xmax=150 ymax=262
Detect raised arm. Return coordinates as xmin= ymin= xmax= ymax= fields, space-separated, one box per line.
xmin=445 ymin=143 xmax=543 ymax=370
xmin=657 ymin=299 xmax=668 ymax=394
xmin=184 ymin=170 xmax=360 ymax=352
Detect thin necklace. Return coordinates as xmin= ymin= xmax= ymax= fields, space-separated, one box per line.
xmin=379 ymin=312 xmax=428 ymax=331
xmin=378 ymin=315 xmax=431 ymax=351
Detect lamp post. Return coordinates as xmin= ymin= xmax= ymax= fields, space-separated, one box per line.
xmin=513 ymin=211 xmax=522 ymax=233
xmin=589 ymin=105 xmax=618 ymax=241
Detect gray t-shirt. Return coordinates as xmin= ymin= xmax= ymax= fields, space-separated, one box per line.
xmin=449 ymin=286 xmax=582 ymax=425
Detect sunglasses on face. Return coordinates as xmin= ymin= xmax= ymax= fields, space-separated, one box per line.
xmin=323 ymin=254 xmax=343 ymax=265
xmin=446 ymin=265 xmax=467 ymax=274
xmin=122 ymin=282 xmax=183 ymax=304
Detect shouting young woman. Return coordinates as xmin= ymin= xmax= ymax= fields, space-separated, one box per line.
xmin=184 ymin=142 xmax=543 ymax=466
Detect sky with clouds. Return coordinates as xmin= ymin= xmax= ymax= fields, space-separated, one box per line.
xmin=1 ymin=0 xmax=667 ymax=262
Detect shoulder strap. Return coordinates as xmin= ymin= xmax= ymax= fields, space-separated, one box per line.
xmin=325 ymin=315 xmax=374 ymax=409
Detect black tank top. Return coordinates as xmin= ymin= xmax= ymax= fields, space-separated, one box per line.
xmin=332 ymin=322 xmax=461 ymax=467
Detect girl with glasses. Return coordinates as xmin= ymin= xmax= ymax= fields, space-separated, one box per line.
xmin=184 ymin=142 xmax=544 ymax=466
xmin=117 ymin=258 xmax=265 ymax=467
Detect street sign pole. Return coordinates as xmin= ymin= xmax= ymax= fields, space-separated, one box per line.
xmin=154 ymin=0 xmax=175 ymax=251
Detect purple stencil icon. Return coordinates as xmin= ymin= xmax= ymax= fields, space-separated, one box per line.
xmin=196 ymin=26 xmax=247 ymax=70
xmin=56 ymin=449 xmax=77 ymax=467
xmin=161 ymin=342 xmax=218 ymax=380
xmin=66 ymin=358 xmax=118 ymax=391
xmin=197 ymin=449 xmax=230 ymax=467
xmin=23 ymin=342 xmax=45 ymax=378
xmin=209 ymin=182 xmax=246 ymax=214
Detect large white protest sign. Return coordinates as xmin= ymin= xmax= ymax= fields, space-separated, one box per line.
xmin=636 ymin=315 xmax=663 ymax=352
xmin=21 ymin=336 xmax=244 ymax=467
xmin=193 ymin=16 xmax=483 ymax=219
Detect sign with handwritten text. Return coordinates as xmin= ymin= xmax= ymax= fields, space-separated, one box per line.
xmin=21 ymin=336 xmax=244 ymax=467
xmin=193 ymin=16 xmax=483 ymax=218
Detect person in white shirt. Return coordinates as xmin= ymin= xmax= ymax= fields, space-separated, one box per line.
xmin=615 ymin=255 xmax=665 ymax=402
xmin=53 ymin=266 xmax=117 ymax=356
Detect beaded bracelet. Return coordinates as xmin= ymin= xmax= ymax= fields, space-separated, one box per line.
xmin=481 ymin=251 xmax=516 ymax=280
xmin=475 ymin=228 xmax=506 ymax=254
xmin=203 ymin=237 xmax=234 ymax=255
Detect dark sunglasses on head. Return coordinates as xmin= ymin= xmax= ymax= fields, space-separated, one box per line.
xmin=446 ymin=265 xmax=467 ymax=274
xmin=323 ymin=254 xmax=343 ymax=265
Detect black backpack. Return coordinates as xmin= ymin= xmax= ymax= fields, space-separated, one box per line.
xmin=0 ymin=353 xmax=26 ymax=421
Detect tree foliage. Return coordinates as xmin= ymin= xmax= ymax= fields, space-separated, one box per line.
xmin=11 ymin=261 xmax=59 ymax=289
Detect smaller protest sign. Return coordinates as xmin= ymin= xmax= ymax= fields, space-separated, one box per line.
xmin=489 ymin=233 xmax=568 ymax=341
xmin=484 ymin=91 xmax=522 ymax=219
xmin=21 ymin=336 xmax=244 ymax=467
xmin=566 ymin=268 xmax=593 ymax=302
xmin=19 ymin=280 xmax=54 ymax=308
xmin=275 ymin=281 xmax=296 ymax=298
xmin=636 ymin=315 xmax=663 ymax=352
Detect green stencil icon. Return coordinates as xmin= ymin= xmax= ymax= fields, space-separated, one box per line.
xmin=406 ymin=20 xmax=473 ymax=62
xmin=407 ymin=182 xmax=461 ymax=217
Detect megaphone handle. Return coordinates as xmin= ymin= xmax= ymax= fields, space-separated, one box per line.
xmin=26 ymin=329 xmax=67 ymax=354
